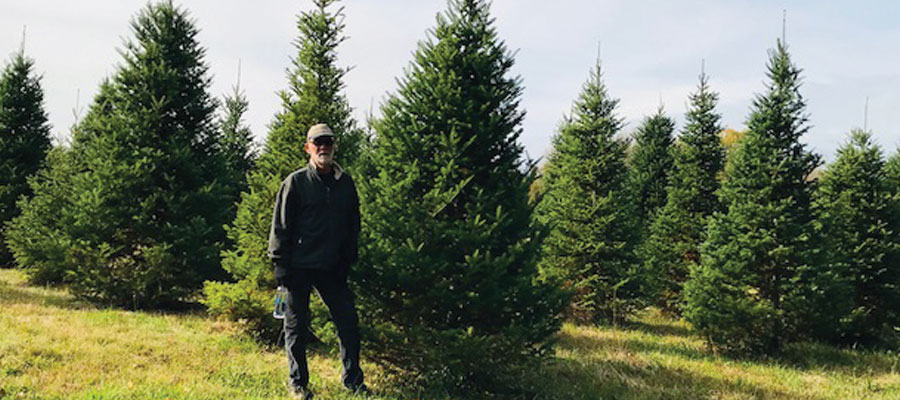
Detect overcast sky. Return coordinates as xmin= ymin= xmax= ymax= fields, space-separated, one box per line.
xmin=2 ymin=1 xmax=899 ymax=163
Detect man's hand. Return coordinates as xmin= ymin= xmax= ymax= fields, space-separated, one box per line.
xmin=336 ymin=260 xmax=351 ymax=282
xmin=274 ymin=263 xmax=289 ymax=287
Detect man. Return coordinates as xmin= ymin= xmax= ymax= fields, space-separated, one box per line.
xmin=268 ymin=123 xmax=366 ymax=399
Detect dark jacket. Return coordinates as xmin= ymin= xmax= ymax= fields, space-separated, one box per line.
xmin=268 ymin=163 xmax=360 ymax=280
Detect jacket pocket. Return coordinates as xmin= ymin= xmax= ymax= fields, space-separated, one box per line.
xmin=295 ymin=233 xmax=322 ymax=254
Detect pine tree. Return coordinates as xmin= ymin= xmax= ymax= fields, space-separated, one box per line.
xmin=628 ymin=107 xmax=675 ymax=230
xmin=536 ymin=63 xmax=639 ymax=324
xmin=887 ymin=151 xmax=900 ymax=326
xmin=218 ymin=84 xmax=256 ymax=212
xmin=886 ymin=150 xmax=900 ymax=191
xmin=210 ymin=0 xmax=362 ymax=344
xmin=5 ymin=147 xmax=76 ymax=284
xmin=683 ymin=40 xmax=838 ymax=355
xmin=357 ymin=0 xmax=565 ymax=392
xmin=221 ymin=0 xmax=362 ymax=286
xmin=10 ymin=1 xmax=229 ymax=308
xmin=0 ymin=49 xmax=52 ymax=266
xmin=640 ymin=73 xmax=725 ymax=313
xmin=812 ymin=130 xmax=900 ymax=347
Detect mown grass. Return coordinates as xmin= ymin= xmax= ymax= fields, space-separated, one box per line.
xmin=1 ymin=268 xmax=898 ymax=399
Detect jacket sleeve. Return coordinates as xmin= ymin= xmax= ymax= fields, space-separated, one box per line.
xmin=345 ymin=177 xmax=360 ymax=265
xmin=268 ymin=176 xmax=299 ymax=267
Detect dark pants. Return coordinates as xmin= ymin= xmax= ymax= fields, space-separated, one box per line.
xmin=284 ymin=268 xmax=363 ymax=389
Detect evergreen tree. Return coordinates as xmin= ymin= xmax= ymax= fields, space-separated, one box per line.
xmin=217 ymin=84 xmax=256 ymax=212
xmin=10 ymin=1 xmax=229 ymax=308
xmin=536 ymin=63 xmax=639 ymax=324
xmin=812 ymin=130 xmax=900 ymax=347
xmin=211 ymin=0 xmax=362 ymax=344
xmin=357 ymin=0 xmax=565 ymax=392
xmin=0 ymin=49 xmax=52 ymax=266
xmin=5 ymin=147 xmax=76 ymax=284
xmin=684 ymin=40 xmax=838 ymax=355
xmin=886 ymin=150 xmax=900 ymax=191
xmin=221 ymin=0 xmax=362 ymax=287
xmin=887 ymin=150 xmax=900 ymax=312
xmin=627 ymin=107 xmax=675 ymax=230
xmin=639 ymin=73 xmax=725 ymax=313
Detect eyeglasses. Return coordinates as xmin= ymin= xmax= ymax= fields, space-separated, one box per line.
xmin=311 ymin=136 xmax=334 ymax=147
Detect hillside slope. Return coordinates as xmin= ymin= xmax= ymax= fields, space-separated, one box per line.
xmin=1 ymin=269 xmax=897 ymax=399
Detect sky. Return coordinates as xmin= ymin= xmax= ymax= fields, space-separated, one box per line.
xmin=2 ymin=1 xmax=899 ymax=163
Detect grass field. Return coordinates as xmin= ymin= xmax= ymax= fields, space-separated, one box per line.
xmin=1 ymin=268 xmax=898 ymax=399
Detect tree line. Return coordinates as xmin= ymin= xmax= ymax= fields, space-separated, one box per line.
xmin=1 ymin=0 xmax=898 ymax=396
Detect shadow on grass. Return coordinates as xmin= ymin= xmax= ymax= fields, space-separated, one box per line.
xmin=779 ymin=341 xmax=900 ymax=375
xmin=612 ymin=311 xmax=899 ymax=376
xmin=615 ymin=320 xmax=899 ymax=376
xmin=0 ymin=269 xmax=211 ymax=317
xmin=0 ymin=270 xmax=213 ymax=317
xmin=545 ymin=314 xmax=899 ymax=400
xmin=533 ymin=356 xmax=808 ymax=400
xmin=539 ymin=327 xmax=825 ymax=400
xmin=558 ymin=327 xmax=713 ymax=365
xmin=0 ymin=276 xmax=84 ymax=310
xmin=147 ymin=300 xmax=209 ymax=315
xmin=623 ymin=318 xmax=693 ymax=339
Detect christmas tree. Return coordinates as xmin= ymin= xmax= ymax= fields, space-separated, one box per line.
xmin=684 ymin=40 xmax=838 ymax=355
xmin=813 ymin=130 xmax=900 ymax=347
xmin=210 ymin=0 xmax=362 ymax=343
xmin=0 ymin=48 xmax=51 ymax=266
xmin=640 ymin=73 xmax=725 ymax=313
xmin=886 ymin=150 xmax=900 ymax=190
xmin=356 ymin=0 xmax=565 ymax=392
xmin=217 ymin=82 xmax=256 ymax=216
xmin=536 ymin=62 xmax=639 ymax=324
xmin=11 ymin=1 xmax=229 ymax=308
xmin=5 ymin=147 xmax=75 ymax=283
xmin=221 ymin=0 xmax=363 ymax=286
xmin=627 ymin=107 xmax=675 ymax=230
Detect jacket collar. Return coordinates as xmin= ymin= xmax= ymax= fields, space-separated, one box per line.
xmin=307 ymin=160 xmax=343 ymax=180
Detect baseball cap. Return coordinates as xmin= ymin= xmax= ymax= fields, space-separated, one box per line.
xmin=307 ymin=123 xmax=334 ymax=141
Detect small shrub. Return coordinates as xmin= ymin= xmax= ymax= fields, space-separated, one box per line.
xmin=202 ymin=279 xmax=281 ymax=342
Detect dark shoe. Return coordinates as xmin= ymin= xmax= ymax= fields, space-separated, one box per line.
xmin=290 ymin=386 xmax=314 ymax=400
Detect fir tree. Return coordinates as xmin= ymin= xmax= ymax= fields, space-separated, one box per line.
xmin=0 ymin=49 xmax=52 ymax=266
xmin=536 ymin=63 xmax=639 ymax=324
xmin=357 ymin=0 xmax=565 ymax=392
xmin=10 ymin=1 xmax=229 ymax=308
xmin=211 ymin=0 xmax=362 ymax=345
xmin=886 ymin=150 xmax=900 ymax=191
xmin=887 ymin=150 xmax=900 ymax=311
xmin=684 ymin=40 xmax=838 ymax=355
xmin=812 ymin=130 xmax=900 ymax=347
xmin=628 ymin=107 xmax=675 ymax=230
xmin=221 ymin=0 xmax=362 ymax=286
xmin=218 ymin=83 xmax=256 ymax=211
xmin=5 ymin=147 xmax=75 ymax=284
xmin=640 ymin=73 xmax=725 ymax=314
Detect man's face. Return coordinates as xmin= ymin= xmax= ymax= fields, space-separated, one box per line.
xmin=305 ymin=135 xmax=335 ymax=169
